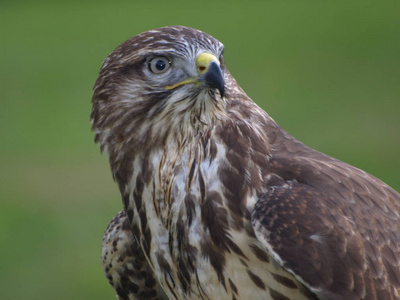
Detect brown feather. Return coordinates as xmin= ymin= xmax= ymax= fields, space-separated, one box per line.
xmin=93 ymin=26 xmax=400 ymax=300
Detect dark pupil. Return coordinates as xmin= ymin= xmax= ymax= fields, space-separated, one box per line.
xmin=155 ymin=60 xmax=166 ymax=71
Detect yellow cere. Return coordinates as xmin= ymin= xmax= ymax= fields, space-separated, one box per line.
xmin=196 ymin=52 xmax=220 ymax=74
xmin=165 ymin=52 xmax=219 ymax=91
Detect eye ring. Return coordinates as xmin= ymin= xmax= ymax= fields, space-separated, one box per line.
xmin=148 ymin=56 xmax=171 ymax=74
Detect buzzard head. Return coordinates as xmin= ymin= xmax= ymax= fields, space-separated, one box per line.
xmin=91 ymin=26 xmax=233 ymax=160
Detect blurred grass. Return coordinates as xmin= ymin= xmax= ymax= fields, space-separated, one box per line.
xmin=1 ymin=1 xmax=399 ymax=299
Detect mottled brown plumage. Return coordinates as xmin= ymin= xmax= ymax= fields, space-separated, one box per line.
xmin=92 ymin=26 xmax=400 ymax=299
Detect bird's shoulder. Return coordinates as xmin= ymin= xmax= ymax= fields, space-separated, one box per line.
xmin=250 ymin=130 xmax=400 ymax=299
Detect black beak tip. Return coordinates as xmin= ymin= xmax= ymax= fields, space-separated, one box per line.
xmin=218 ymin=84 xmax=225 ymax=98
xmin=204 ymin=61 xmax=225 ymax=98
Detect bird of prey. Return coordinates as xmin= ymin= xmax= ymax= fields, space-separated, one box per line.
xmin=91 ymin=26 xmax=400 ymax=300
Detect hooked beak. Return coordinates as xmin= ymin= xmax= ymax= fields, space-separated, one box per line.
xmin=201 ymin=60 xmax=225 ymax=98
xmin=166 ymin=52 xmax=225 ymax=98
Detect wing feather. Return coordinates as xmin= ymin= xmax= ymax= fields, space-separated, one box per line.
xmin=252 ymin=155 xmax=400 ymax=300
xmin=102 ymin=211 xmax=167 ymax=300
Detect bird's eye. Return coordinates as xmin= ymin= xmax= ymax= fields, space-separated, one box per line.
xmin=148 ymin=57 xmax=171 ymax=74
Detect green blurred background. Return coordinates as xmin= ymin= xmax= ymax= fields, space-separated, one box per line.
xmin=1 ymin=1 xmax=399 ymax=299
